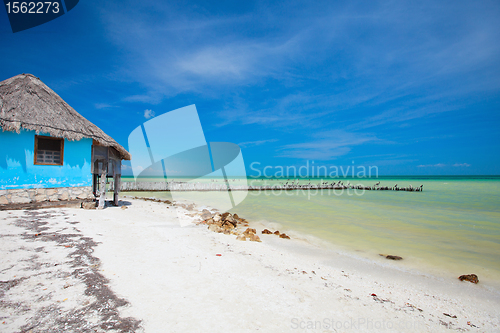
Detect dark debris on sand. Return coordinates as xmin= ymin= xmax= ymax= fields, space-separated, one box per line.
xmin=0 ymin=210 xmax=142 ymax=332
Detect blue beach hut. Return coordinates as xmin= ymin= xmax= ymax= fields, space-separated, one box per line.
xmin=0 ymin=74 xmax=131 ymax=209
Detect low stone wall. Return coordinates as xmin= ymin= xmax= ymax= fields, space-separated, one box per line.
xmin=0 ymin=186 xmax=94 ymax=206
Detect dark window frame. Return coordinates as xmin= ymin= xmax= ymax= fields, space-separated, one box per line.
xmin=34 ymin=135 xmax=64 ymax=166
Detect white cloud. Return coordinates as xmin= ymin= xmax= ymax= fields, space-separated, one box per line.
xmin=95 ymin=103 xmax=118 ymax=110
xmin=238 ymin=139 xmax=278 ymax=148
xmin=417 ymin=163 xmax=447 ymax=168
xmin=144 ymin=109 xmax=155 ymax=119
xmin=133 ymin=166 xmax=144 ymax=173
xmin=178 ymin=46 xmax=252 ymax=78
xmin=277 ymin=130 xmax=378 ymax=160
xmin=98 ymin=0 xmax=500 ymax=148
xmin=417 ymin=163 xmax=471 ymax=168
xmin=98 ymin=2 xmax=311 ymax=99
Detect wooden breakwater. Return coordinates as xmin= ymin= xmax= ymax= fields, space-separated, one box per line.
xmin=109 ymin=181 xmax=423 ymax=192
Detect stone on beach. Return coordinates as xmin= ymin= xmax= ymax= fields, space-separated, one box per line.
xmin=222 ymin=222 xmax=235 ymax=230
xmin=202 ymin=211 xmax=263 ymax=243
xmin=279 ymin=233 xmax=290 ymax=239
xmin=248 ymin=234 xmax=262 ymax=242
xmin=262 ymin=229 xmax=273 ymax=234
xmin=458 ymin=274 xmax=479 ymax=284
xmin=274 ymin=231 xmax=280 ymax=235
xmin=200 ymin=209 xmax=212 ymax=220
xmin=213 ymin=213 xmax=222 ymax=222
xmin=236 ymin=233 xmax=261 ymax=242
xmin=386 ymin=255 xmax=403 ymax=260
xmin=243 ymin=228 xmax=256 ymax=236
xmin=208 ymin=224 xmax=223 ymax=233
xmin=81 ymin=202 xmax=95 ymax=210
xmin=224 ymin=215 xmax=236 ymax=225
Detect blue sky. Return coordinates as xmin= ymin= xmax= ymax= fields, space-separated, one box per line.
xmin=1 ymin=0 xmax=499 ymax=176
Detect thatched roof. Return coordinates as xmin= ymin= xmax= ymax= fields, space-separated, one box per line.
xmin=0 ymin=74 xmax=130 ymax=160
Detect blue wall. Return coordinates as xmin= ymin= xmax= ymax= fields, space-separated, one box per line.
xmin=0 ymin=130 xmax=92 ymax=190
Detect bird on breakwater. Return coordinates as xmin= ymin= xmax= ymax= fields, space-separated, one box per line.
xmin=375 ymin=181 xmax=380 ymax=186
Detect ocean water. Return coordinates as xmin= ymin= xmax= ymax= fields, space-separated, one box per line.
xmin=123 ymin=176 xmax=500 ymax=290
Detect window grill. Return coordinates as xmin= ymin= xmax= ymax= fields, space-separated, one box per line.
xmin=34 ymin=136 xmax=64 ymax=165
xmin=37 ymin=150 xmax=61 ymax=164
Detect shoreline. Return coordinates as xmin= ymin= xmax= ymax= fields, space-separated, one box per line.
xmin=244 ymin=216 xmax=500 ymax=296
xmin=1 ymin=197 xmax=499 ymax=331
xmin=124 ymin=191 xmax=500 ymax=295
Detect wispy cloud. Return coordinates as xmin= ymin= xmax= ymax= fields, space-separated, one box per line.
xmin=100 ymin=1 xmax=500 ymax=110
xmin=215 ymin=93 xmax=335 ymax=129
xmin=95 ymin=103 xmax=118 ymax=110
xmin=277 ymin=130 xmax=379 ymax=160
xmin=417 ymin=163 xmax=447 ymax=168
xmin=238 ymin=139 xmax=278 ymax=148
xmin=99 ymin=2 xmax=306 ymax=100
xmin=418 ymin=163 xmax=471 ymax=168
xmin=92 ymin=0 xmax=500 ymax=174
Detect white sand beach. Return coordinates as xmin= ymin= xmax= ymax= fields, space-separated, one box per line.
xmin=1 ymin=198 xmax=499 ymax=332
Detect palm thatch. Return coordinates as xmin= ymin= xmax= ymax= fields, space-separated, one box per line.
xmin=0 ymin=74 xmax=131 ymax=160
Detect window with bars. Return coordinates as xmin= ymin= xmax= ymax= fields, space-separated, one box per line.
xmin=34 ymin=136 xmax=64 ymax=165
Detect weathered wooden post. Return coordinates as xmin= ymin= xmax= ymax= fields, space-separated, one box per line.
xmin=113 ymin=159 xmax=121 ymax=206
xmin=91 ymin=142 xmax=128 ymax=209
xmin=98 ymin=161 xmax=107 ymax=209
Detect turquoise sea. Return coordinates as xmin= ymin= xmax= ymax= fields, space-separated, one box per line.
xmin=123 ymin=176 xmax=500 ymax=291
